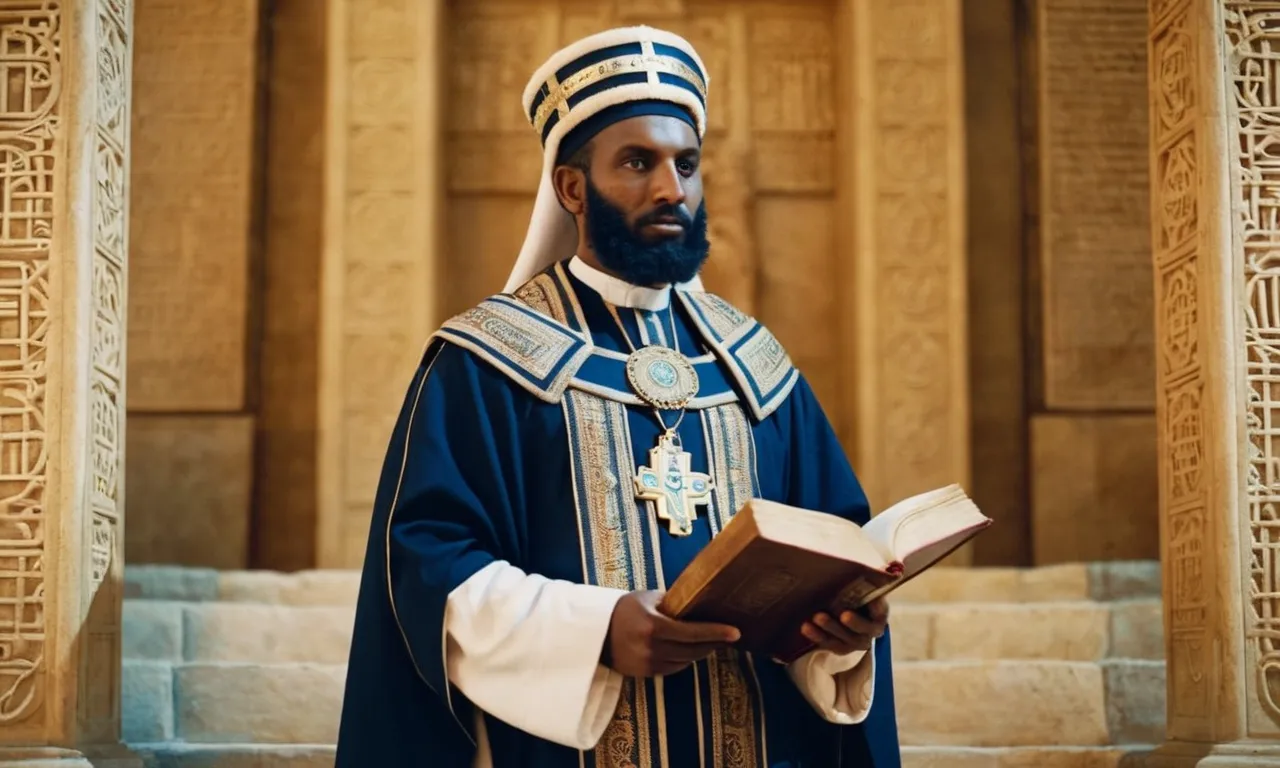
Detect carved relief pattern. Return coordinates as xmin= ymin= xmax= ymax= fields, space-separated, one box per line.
xmin=1150 ymin=0 xmax=1211 ymax=723
xmin=0 ymin=0 xmax=60 ymax=728
xmin=864 ymin=0 xmax=963 ymax=503
xmin=89 ymin=0 xmax=128 ymax=591
xmin=1227 ymin=1 xmax=1280 ymax=725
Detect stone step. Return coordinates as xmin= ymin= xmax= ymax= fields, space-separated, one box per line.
xmin=134 ymin=744 xmax=335 ymax=768
xmin=123 ymin=598 xmax=1162 ymax=667
xmin=892 ymin=599 xmax=1164 ymax=661
xmin=123 ymin=561 xmax=1160 ymax=607
xmin=896 ymin=660 xmax=1165 ymax=747
xmin=124 ymin=601 xmax=355 ymax=664
xmin=901 ymin=746 xmax=1149 ymax=768
xmin=121 ymin=659 xmax=1165 ymax=748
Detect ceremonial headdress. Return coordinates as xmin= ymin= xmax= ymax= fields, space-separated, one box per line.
xmin=504 ymin=26 xmax=711 ymax=293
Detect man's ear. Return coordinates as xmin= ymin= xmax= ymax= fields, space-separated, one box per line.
xmin=552 ymin=165 xmax=587 ymax=216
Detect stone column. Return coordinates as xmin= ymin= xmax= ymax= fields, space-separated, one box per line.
xmin=318 ymin=0 xmax=444 ymax=567
xmin=0 ymin=1 xmax=137 ymax=766
xmin=840 ymin=0 xmax=971 ymax=532
xmin=1147 ymin=0 xmax=1280 ymax=764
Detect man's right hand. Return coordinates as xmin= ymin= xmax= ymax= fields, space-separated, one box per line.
xmin=602 ymin=590 xmax=741 ymax=677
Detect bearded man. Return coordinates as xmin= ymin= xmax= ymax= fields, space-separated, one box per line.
xmin=336 ymin=25 xmax=901 ymax=768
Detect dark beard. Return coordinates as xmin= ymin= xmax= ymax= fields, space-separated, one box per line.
xmin=584 ymin=177 xmax=710 ymax=286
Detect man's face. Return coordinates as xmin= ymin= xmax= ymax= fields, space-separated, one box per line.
xmin=571 ymin=114 xmax=710 ymax=286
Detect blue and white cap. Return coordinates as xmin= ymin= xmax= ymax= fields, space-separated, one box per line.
xmin=504 ymin=26 xmax=711 ymax=293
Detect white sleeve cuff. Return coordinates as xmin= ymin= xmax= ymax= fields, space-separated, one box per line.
xmin=786 ymin=639 xmax=877 ymax=724
xmin=444 ymin=560 xmax=627 ymax=749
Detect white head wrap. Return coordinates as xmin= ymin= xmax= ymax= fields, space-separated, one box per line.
xmin=503 ymin=26 xmax=711 ymax=293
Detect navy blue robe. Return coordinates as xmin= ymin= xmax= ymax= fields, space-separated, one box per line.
xmin=336 ymin=263 xmax=901 ymax=767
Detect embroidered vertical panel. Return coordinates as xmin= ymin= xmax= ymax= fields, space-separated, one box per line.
xmin=700 ymin=403 xmax=767 ymax=767
xmin=565 ymin=390 xmax=664 ymax=768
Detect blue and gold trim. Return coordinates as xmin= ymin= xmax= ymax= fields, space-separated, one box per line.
xmin=433 ymin=295 xmax=591 ymax=403
xmin=564 ymin=391 xmax=667 ymax=768
xmin=678 ymin=291 xmax=798 ymax=421
xmin=700 ymin=402 xmax=770 ymax=767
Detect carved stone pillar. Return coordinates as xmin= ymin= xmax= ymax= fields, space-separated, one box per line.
xmin=318 ymin=0 xmax=444 ymax=567
xmin=1147 ymin=0 xmax=1280 ymax=764
xmin=840 ymin=0 xmax=971 ymax=531
xmin=0 ymin=1 xmax=137 ymax=766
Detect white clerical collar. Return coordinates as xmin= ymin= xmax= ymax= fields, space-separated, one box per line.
xmin=568 ymin=255 xmax=672 ymax=311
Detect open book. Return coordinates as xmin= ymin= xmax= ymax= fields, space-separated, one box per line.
xmin=658 ymin=485 xmax=992 ymax=663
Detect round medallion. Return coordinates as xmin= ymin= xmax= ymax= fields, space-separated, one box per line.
xmin=626 ymin=345 xmax=699 ymax=410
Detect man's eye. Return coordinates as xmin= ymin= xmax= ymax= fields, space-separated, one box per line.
xmin=624 ymin=158 xmax=647 ymax=170
xmin=678 ymin=160 xmax=698 ymax=175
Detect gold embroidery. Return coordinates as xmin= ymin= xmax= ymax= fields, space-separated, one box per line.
xmin=708 ymin=650 xmax=757 ymax=768
xmin=439 ymin=299 xmax=588 ymax=399
xmin=533 ymin=53 xmax=708 ymax=134
xmin=682 ymin=291 xmax=749 ymax=341
xmin=702 ymin=403 xmax=766 ymax=767
xmin=512 ymin=274 xmax=564 ymax=322
xmin=565 ymin=391 xmax=662 ymax=767
xmin=736 ymin=327 xmax=793 ymax=399
xmin=703 ymin=405 xmax=756 ymax=533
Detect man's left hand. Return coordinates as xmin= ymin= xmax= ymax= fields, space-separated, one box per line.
xmin=800 ymin=597 xmax=889 ymax=656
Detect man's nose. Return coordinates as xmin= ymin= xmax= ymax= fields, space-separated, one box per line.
xmin=650 ymin=160 xmax=686 ymax=206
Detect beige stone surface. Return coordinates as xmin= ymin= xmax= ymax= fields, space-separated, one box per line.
xmin=127 ymin=0 xmax=258 ymax=411
xmin=215 ymin=571 xmax=362 ymax=607
xmin=182 ymin=605 xmax=355 ymax=664
xmin=1034 ymin=0 xmax=1153 ymax=409
xmin=930 ymin=604 xmax=1111 ymax=661
xmin=125 ymin=416 xmax=255 ymax=569
xmin=895 ymin=661 xmax=1110 ymax=747
xmin=893 ymin=601 xmax=1164 ymax=662
xmin=174 ymin=664 xmax=345 ymax=744
xmin=1030 ymin=415 xmax=1159 ymax=563
xmin=136 ymin=745 xmax=335 ymax=768
xmin=121 ymin=662 xmax=174 ymax=744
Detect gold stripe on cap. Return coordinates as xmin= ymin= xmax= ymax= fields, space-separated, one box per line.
xmin=532 ymin=53 xmax=708 ymax=135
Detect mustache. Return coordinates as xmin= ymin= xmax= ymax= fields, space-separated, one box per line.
xmin=634 ymin=204 xmax=694 ymax=229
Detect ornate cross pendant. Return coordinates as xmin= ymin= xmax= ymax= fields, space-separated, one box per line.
xmin=634 ymin=431 xmax=715 ymax=537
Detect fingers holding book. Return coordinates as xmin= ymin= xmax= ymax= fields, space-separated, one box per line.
xmin=603 ymin=590 xmax=742 ymax=677
xmin=800 ymin=597 xmax=889 ymax=656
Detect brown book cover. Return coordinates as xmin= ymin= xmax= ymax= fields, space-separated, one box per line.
xmin=658 ymin=485 xmax=992 ymax=663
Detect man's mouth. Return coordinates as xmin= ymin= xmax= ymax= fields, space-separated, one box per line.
xmin=644 ymin=215 xmax=686 ymax=236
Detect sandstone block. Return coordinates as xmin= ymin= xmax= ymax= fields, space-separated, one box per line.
xmin=124 ymin=601 xmax=184 ymax=661
xmin=895 ymin=661 xmax=1109 ymax=747
xmin=175 ymin=663 xmax=345 ymax=743
xmin=1104 ymin=660 xmax=1166 ymax=744
xmin=1108 ymin=601 xmax=1165 ymax=659
xmin=890 ymin=607 xmax=934 ymax=662
xmin=1088 ymin=562 xmax=1162 ymax=601
xmin=182 ymin=604 xmax=354 ymax=663
xmin=138 ymin=744 xmax=336 ymax=768
xmin=126 ymin=566 xmax=220 ymax=602
xmin=216 ymin=570 xmax=361 ymax=606
xmin=929 ymin=603 xmax=1109 ymax=661
xmin=122 ymin=661 xmax=174 ymax=744
xmin=892 ymin=565 xmax=1091 ymax=604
